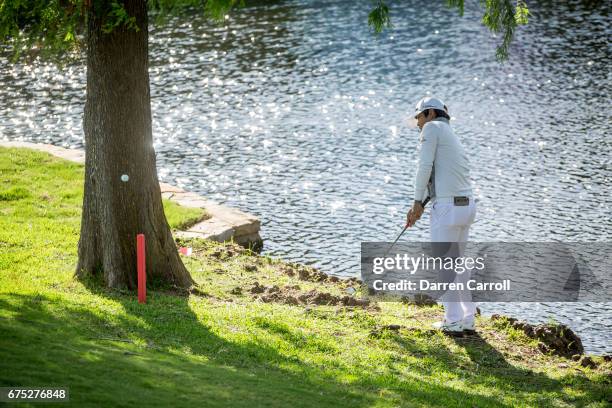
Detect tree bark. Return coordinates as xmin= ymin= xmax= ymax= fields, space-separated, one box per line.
xmin=76 ymin=0 xmax=194 ymax=289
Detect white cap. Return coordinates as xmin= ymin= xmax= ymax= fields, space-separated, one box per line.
xmin=406 ymin=96 xmax=446 ymax=128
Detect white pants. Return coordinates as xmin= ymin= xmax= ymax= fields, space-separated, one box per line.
xmin=430 ymin=198 xmax=477 ymax=324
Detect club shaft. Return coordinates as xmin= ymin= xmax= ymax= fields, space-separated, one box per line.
xmin=383 ymin=196 xmax=431 ymax=258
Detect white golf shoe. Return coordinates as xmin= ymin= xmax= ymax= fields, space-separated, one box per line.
xmin=461 ymin=319 xmax=476 ymax=333
xmin=431 ymin=320 xmax=464 ymax=332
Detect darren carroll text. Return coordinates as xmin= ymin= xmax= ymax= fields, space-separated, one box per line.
xmin=372 ymin=279 xmax=512 ymax=291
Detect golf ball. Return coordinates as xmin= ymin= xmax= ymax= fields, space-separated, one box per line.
xmin=121 ymin=174 xmax=129 ymax=182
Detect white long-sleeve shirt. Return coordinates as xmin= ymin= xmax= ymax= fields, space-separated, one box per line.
xmin=413 ymin=118 xmax=473 ymax=202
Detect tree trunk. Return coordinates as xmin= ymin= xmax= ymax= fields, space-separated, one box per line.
xmin=76 ymin=0 xmax=194 ymax=289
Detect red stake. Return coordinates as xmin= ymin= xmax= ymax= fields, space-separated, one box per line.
xmin=137 ymin=233 xmax=146 ymax=303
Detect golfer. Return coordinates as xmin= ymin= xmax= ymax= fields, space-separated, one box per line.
xmin=406 ymin=96 xmax=477 ymax=333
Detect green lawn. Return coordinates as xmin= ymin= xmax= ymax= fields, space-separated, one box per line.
xmin=0 ymin=147 xmax=610 ymax=407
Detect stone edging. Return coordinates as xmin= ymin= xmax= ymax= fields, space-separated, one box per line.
xmin=0 ymin=141 xmax=262 ymax=250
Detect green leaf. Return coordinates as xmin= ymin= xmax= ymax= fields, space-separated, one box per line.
xmin=446 ymin=0 xmax=465 ymax=17
xmin=368 ymin=0 xmax=392 ymax=34
xmin=102 ymin=1 xmax=140 ymax=34
xmin=515 ymin=1 xmax=530 ymax=25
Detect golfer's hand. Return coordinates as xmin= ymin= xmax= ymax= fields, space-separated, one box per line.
xmin=406 ymin=210 xmax=414 ymax=227
xmin=406 ymin=202 xmax=424 ymax=227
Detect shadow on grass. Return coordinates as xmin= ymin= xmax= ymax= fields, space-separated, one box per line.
xmin=1 ymin=289 xmax=607 ymax=407
xmin=0 ymin=291 xmax=362 ymax=407
xmin=385 ymin=327 xmax=607 ymax=406
xmin=453 ymin=333 xmax=608 ymax=403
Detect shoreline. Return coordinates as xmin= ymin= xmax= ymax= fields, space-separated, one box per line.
xmin=0 ymin=141 xmax=263 ymax=250
xmin=1 ymin=146 xmax=610 ymax=406
xmin=2 ymin=143 xmax=610 ymax=357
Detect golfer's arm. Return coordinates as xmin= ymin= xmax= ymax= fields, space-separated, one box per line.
xmin=414 ymin=129 xmax=437 ymax=202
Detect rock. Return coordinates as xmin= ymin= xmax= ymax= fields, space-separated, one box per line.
xmin=339 ymin=296 xmax=353 ymax=305
xmin=476 ymin=307 xmax=481 ymax=316
xmin=249 ymin=282 xmax=265 ymax=294
xmin=491 ymin=314 xmax=501 ymax=320
xmin=329 ymin=276 xmax=340 ymax=283
xmin=531 ymin=323 xmax=584 ymax=357
xmin=368 ymin=304 xmax=381 ymax=312
xmin=283 ymin=296 xmax=299 ymax=305
xmin=230 ymin=287 xmax=242 ymax=295
xmin=248 ymin=283 xmax=370 ymax=309
xmin=558 ymin=363 xmax=569 ymax=368
xmin=298 ymin=268 xmax=311 ymax=280
xmin=300 ymin=267 xmax=324 ymax=281
xmin=312 ymin=270 xmax=328 ymax=282
xmin=538 ymin=343 xmax=549 ymax=354
xmin=523 ymin=326 xmax=535 ymax=337
xmin=579 ymin=356 xmax=597 ymax=369
xmin=399 ymin=294 xmax=437 ymax=307
xmin=356 ymin=299 xmax=371 ymax=307
xmin=571 ymin=354 xmax=581 ymax=361
xmin=340 ymin=296 xmax=370 ymax=307
xmin=227 ymin=243 xmax=246 ymax=255
xmin=281 ymin=266 xmax=295 ymax=276
xmin=413 ymin=294 xmax=437 ymax=306
xmin=309 ymin=291 xmax=336 ymax=305
xmin=265 ymin=285 xmax=280 ymax=293
xmin=260 ymin=294 xmax=276 ymax=303
xmin=244 ymin=264 xmax=258 ymax=272
xmin=603 ymin=355 xmax=611 ymax=362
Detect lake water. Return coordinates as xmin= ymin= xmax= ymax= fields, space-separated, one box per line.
xmin=1 ymin=0 xmax=610 ymax=354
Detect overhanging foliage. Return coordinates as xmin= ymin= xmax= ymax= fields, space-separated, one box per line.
xmin=0 ymin=0 xmax=528 ymax=63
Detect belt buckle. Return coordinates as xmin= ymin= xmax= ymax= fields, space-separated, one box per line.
xmin=454 ymin=196 xmax=469 ymax=206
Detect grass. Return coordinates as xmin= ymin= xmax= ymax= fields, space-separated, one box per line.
xmin=0 ymin=146 xmax=610 ymax=407
xmin=163 ymin=199 xmax=208 ymax=231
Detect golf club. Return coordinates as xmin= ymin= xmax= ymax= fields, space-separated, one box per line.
xmin=382 ymin=196 xmax=431 ymax=258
